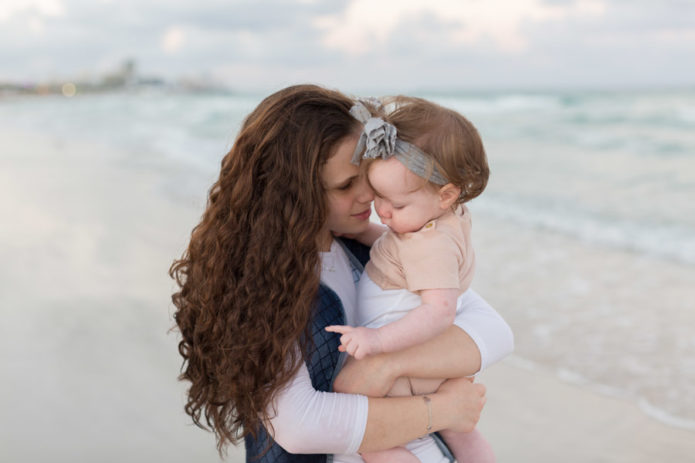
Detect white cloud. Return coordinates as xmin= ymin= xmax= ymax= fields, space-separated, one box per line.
xmin=0 ymin=0 xmax=692 ymax=89
xmin=0 ymin=0 xmax=65 ymax=21
xmin=28 ymin=16 xmax=45 ymax=33
xmin=161 ymin=26 xmax=186 ymax=54
xmin=314 ymin=0 xmax=605 ymax=55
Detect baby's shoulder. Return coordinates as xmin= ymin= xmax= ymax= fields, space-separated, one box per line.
xmin=399 ymin=220 xmax=454 ymax=247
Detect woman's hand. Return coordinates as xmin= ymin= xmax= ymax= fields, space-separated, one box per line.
xmin=333 ymin=354 xmax=397 ymax=397
xmin=435 ymin=377 xmax=486 ymax=433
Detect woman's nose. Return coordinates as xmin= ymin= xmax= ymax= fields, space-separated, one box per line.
xmin=355 ymin=175 xmax=374 ymax=203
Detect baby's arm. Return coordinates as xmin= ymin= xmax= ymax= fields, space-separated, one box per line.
xmin=333 ymin=290 xmax=514 ymax=397
xmin=326 ymin=288 xmax=458 ymax=359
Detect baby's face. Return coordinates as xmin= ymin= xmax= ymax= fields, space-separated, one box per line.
xmin=368 ymin=158 xmax=444 ymax=234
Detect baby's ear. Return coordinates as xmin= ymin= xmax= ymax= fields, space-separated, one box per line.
xmin=438 ymin=183 xmax=461 ymax=209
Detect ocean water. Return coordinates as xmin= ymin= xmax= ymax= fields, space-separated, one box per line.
xmin=1 ymin=88 xmax=694 ymax=444
xmin=434 ymin=90 xmax=695 ymax=265
xmin=3 ymin=89 xmax=693 ymax=264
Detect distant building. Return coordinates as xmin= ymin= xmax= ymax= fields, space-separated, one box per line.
xmin=101 ymin=59 xmax=138 ymax=89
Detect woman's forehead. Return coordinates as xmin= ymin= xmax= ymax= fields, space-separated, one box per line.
xmin=322 ymin=135 xmax=360 ymax=186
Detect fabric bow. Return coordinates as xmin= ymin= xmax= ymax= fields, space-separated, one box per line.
xmin=349 ymin=100 xmax=397 ymax=164
xmin=348 ymin=99 xmax=450 ymax=185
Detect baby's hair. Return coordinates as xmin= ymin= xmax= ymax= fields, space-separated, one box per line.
xmin=384 ymin=96 xmax=489 ymax=204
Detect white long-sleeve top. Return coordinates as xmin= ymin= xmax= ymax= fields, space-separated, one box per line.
xmin=266 ymin=241 xmax=514 ymax=460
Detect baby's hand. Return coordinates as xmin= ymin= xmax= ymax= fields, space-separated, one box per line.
xmin=325 ymin=325 xmax=384 ymax=360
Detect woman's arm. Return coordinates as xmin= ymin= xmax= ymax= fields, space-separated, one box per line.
xmin=326 ymin=288 xmax=458 ymax=359
xmin=333 ymin=289 xmax=513 ymax=397
xmin=267 ymin=361 xmax=485 ymax=454
xmin=360 ymin=376 xmax=485 ymax=453
xmin=333 ymin=325 xmax=478 ymax=397
xmin=453 ymin=288 xmax=514 ymax=372
xmin=267 ymin=362 xmax=367 ymax=454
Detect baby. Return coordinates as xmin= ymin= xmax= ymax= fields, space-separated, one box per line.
xmin=327 ymin=96 xmax=494 ymax=462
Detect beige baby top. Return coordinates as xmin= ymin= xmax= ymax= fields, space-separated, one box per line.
xmin=365 ymin=206 xmax=475 ymax=294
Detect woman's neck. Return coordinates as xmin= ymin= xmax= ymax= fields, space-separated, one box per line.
xmin=317 ymin=229 xmax=334 ymax=252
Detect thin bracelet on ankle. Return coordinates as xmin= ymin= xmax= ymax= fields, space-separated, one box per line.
xmin=422 ymin=395 xmax=432 ymax=433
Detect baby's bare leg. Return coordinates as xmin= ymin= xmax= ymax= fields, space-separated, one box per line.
xmin=407 ymin=377 xmax=445 ymax=396
xmin=362 ymin=447 xmax=420 ymax=463
xmin=439 ymin=428 xmax=495 ymax=463
xmin=386 ymin=376 xmax=414 ymax=397
xmin=387 ymin=376 xmax=445 ymax=397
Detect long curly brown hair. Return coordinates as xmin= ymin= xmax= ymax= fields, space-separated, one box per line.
xmin=169 ymin=85 xmax=361 ymax=453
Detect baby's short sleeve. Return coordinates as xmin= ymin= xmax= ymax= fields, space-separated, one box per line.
xmin=397 ymin=226 xmax=463 ymax=292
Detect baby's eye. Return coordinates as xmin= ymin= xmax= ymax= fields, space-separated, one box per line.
xmin=393 ymin=205 xmax=405 ymax=210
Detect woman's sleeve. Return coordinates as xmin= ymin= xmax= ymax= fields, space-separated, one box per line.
xmin=266 ymin=361 xmax=369 ymax=455
xmin=454 ymin=288 xmax=514 ymax=372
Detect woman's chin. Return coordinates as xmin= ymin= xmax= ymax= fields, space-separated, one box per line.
xmin=346 ymin=220 xmax=370 ymax=236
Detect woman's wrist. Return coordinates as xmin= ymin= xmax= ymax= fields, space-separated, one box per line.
xmin=427 ymin=390 xmax=452 ymax=432
xmin=422 ymin=395 xmax=433 ymax=432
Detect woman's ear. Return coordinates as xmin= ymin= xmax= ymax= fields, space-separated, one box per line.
xmin=438 ymin=183 xmax=461 ymax=209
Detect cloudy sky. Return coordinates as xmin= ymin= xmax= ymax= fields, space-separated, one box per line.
xmin=1 ymin=0 xmax=694 ymax=92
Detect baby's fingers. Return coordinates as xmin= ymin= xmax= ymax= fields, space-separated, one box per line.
xmin=340 ymin=333 xmax=353 ymax=349
xmin=339 ymin=334 xmax=357 ymax=356
xmin=325 ymin=325 xmax=353 ymax=334
xmin=346 ymin=341 xmax=359 ymax=357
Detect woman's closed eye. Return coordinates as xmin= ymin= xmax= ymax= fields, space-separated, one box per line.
xmin=338 ymin=179 xmax=354 ymax=190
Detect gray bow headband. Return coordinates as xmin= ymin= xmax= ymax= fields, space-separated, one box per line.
xmin=349 ymin=100 xmax=449 ymax=185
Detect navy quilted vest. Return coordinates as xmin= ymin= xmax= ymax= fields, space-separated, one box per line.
xmin=244 ymin=239 xmax=369 ymax=463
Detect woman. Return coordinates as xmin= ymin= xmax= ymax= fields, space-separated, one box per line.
xmin=170 ymin=84 xmax=513 ymax=462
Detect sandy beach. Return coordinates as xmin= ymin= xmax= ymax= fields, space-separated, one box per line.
xmin=477 ymin=360 xmax=695 ymax=463
xmin=2 ymin=124 xmax=694 ymax=462
xmin=0 ymin=129 xmax=223 ymax=462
